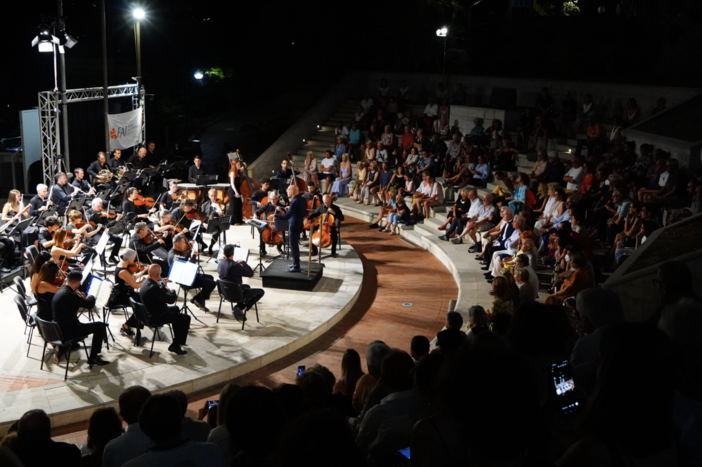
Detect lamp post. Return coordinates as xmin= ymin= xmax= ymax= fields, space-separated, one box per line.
xmin=436 ymin=26 xmax=448 ymax=76
xmin=133 ymin=8 xmax=145 ymax=90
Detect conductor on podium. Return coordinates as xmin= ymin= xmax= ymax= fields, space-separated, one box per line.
xmin=275 ymin=184 xmax=306 ymax=273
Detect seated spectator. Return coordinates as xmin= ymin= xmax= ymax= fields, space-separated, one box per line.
xmin=0 ymin=447 xmax=22 ymax=467
xmin=542 ymin=151 xmax=566 ymax=183
xmin=469 ymin=154 xmax=490 ymax=187
xmin=357 ymin=350 xmax=429 ymax=462
xmin=386 ymin=193 xmax=411 ymax=235
xmin=432 ymin=118 xmax=451 ymax=140
xmin=353 ymin=340 xmax=392 ymax=415
xmin=370 ymin=188 xmax=398 ymax=230
xmin=124 ymin=394 xmax=225 ymax=467
xmin=400 ymin=125 xmax=414 ymax=151
xmin=465 ymin=305 xmax=490 ymax=345
xmin=489 ymin=276 xmax=514 ymax=317
xmin=563 ymin=155 xmax=584 ymax=193
xmin=531 ymin=150 xmax=550 ymax=180
xmin=206 ymin=383 xmax=242 ymax=465
xmin=575 ymin=117 xmax=606 ymax=158
xmin=15 ymin=409 xmax=81 ymax=467
xmin=571 ymin=287 xmax=625 ymax=395
xmin=545 ymin=252 xmax=591 ymax=306
xmin=350 ymin=161 xmax=366 ymax=202
xmin=80 ymin=408 xmax=123 ymax=466
xmin=438 ymin=188 xmax=480 ymax=240
xmin=485 ymin=119 xmax=504 ymax=153
xmin=646 ymin=261 xmax=701 ymax=327
xmin=332 ymin=349 xmax=365 ymax=416
xmin=452 ymin=193 xmax=497 ymax=247
xmin=412 ymin=173 xmax=443 ymax=220
xmin=558 ymin=323 xmax=677 ymax=466
xmin=622 ymin=97 xmax=640 ymax=127
xmin=515 ymin=267 xmax=538 ymax=304
xmin=410 ymin=335 xmax=430 ymax=361
xmin=423 ymin=98 xmax=439 ymax=129
xmin=164 ymin=389 xmax=211 ymax=442
xmin=436 ymin=328 xmax=466 ymax=354
xmin=103 ymin=386 xmax=153 ymax=467
xmin=507 ymin=173 xmax=535 ymax=214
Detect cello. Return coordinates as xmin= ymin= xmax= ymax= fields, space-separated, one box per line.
xmin=303 ymin=190 xmax=322 ymax=231
xmin=260 ymin=211 xmax=284 ymax=246
xmin=310 ymin=210 xmax=335 ymax=249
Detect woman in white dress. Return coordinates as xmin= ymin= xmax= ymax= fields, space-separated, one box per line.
xmin=331 ymin=154 xmax=353 ymax=197
xmin=302 ymin=151 xmax=318 ymax=186
xmin=351 ymin=162 xmax=367 ymax=201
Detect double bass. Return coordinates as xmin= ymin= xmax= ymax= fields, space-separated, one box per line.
xmin=287 ymin=152 xmax=307 ymax=192
xmin=230 ymin=158 xmax=260 ymax=220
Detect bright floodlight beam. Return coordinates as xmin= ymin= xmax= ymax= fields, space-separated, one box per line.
xmin=194 ymin=71 xmax=204 ymax=80
xmin=436 ymin=26 xmax=448 ymax=37
xmin=133 ymin=8 xmax=146 ymax=20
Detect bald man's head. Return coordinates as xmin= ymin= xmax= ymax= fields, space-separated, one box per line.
xmin=287 ymin=185 xmax=299 ymax=197
xmin=323 ymin=194 xmax=332 ymax=207
xmin=148 ymin=264 xmax=161 ymax=280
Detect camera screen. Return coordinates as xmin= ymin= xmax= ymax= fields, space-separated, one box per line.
xmin=297 ymin=365 xmax=305 ymax=377
xmin=206 ymin=400 xmax=219 ymax=410
xmin=550 ymin=359 xmax=575 ymax=396
xmin=398 ymin=448 xmax=410 ymax=459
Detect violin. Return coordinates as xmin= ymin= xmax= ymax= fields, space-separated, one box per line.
xmin=74 ymin=220 xmax=99 ymax=232
xmin=127 ymin=261 xmax=149 ymax=274
xmin=185 ymin=210 xmax=208 ymax=222
xmin=143 ymin=230 xmax=164 ymax=244
xmin=311 ymin=210 xmax=336 ymax=249
xmin=62 ymin=231 xmax=81 ymax=249
xmin=134 ymin=193 xmax=156 ymax=207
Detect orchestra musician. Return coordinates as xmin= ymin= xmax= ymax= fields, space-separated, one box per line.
xmin=87 ymin=152 xmax=113 ymax=189
xmin=167 ymin=233 xmax=216 ymax=312
xmin=170 ymin=199 xmax=206 ymax=250
xmin=123 ymin=187 xmax=157 ymax=226
xmin=28 ymin=184 xmax=53 ymax=217
xmin=248 ymin=177 xmax=271 ymax=209
xmin=127 ymin=147 xmax=152 ymax=170
xmin=202 ymin=188 xmax=225 ymax=255
xmin=275 ymin=184 xmax=306 ymax=273
xmin=107 ymin=248 xmax=148 ymax=337
xmin=71 ymin=168 xmax=97 ymax=196
xmin=161 ymin=181 xmax=182 ymax=211
xmin=66 ymin=209 xmax=103 ymax=255
xmin=108 ymin=149 xmax=124 ymax=171
xmin=31 ymin=260 xmax=62 ymax=321
xmin=50 ymin=172 xmax=80 ymax=207
xmin=154 ymin=211 xmax=176 ymax=251
xmin=254 ymin=191 xmax=287 ymax=255
xmin=188 ymin=155 xmax=206 ymax=183
xmin=139 ymin=264 xmax=190 ymax=355
xmin=307 ymin=194 xmax=344 ymax=258
xmin=217 ymin=244 xmax=264 ymax=322
xmin=52 ymin=270 xmax=110 ymax=366
xmin=87 ymin=198 xmax=124 ymax=264
xmin=130 ymin=222 xmax=170 ymax=277
xmin=50 ymin=229 xmax=86 ymax=266
xmin=275 ymin=158 xmax=300 ymax=181
xmin=2 ymin=189 xmax=28 ymax=243
xmin=228 ymin=158 xmax=245 ymax=225
xmin=145 ymin=141 xmax=159 ymax=167
xmin=39 ymin=216 xmax=61 ymax=252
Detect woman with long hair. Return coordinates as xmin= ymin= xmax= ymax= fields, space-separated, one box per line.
xmin=50 ymin=229 xmax=85 ymax=264
xmin=489 ymin=276 xmax=513 ymax=317
xmin=333 ymin=349 xmax=365 ymax=416
xmin=30 ymin=261 xmax=61 ymax=321
xmin=1 ymin=189 xmax=27 ymax=226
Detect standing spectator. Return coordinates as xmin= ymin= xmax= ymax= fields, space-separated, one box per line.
xmin=103 ymin=386 xmax=153 ymax=467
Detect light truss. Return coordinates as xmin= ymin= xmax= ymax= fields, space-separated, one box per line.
xmin=38 ymin=84 xmax=145 ymax=185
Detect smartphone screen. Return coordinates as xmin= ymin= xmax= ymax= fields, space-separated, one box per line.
xmin=206 ymin=400 xmax=218 ymax=410
xmin=398 ymin=448 xmax=410 ymax=459
xmin=297 ymin=365 xmax=305 ymax=377
xmin=550 ymin=359 xmax=580 ymax=415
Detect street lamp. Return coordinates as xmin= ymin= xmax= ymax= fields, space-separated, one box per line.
xmin=133 ymin=7 xmax=145 ymax=89
xmin=133 ymin=8 xmax=145 ymax=20
xmin=436 ymin=26 xmax=449 ymax=76
xmin=194 ymin=71 xmax=204 ymax=80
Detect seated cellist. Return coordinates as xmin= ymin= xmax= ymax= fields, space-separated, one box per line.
xmin=254 ymin=191 xmax=287 ymax=256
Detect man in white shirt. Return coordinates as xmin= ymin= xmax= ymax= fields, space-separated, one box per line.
xmin=563 ymin=155 xmax=584 ymax=192
xmin=441 ymin=189 xmax=481 ymax=239
xmin=419 ymin=174 xmax=444 ymax=219
xmin=423 ymin=99 xmax=438 ymax=119
xmin=318 ymin=150 xmax=336 ymax=194
xmin=123 ymin=394 xmax=226 ymax=467
xmin=103 ymin=386 xmax=153 ymax=467
xmin=452 ymin=193 xmax=497 ymax=245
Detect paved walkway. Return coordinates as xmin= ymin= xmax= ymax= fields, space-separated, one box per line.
xmin=54 ymin=214 xmax=457 ymax=443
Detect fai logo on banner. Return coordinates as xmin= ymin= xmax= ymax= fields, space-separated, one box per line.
xmin=107 ymin=108 xmax=143 ymax=150
xmin=110 ymin=128 xmax=117 ymax=140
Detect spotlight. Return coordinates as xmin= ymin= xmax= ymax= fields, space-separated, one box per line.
xmin=436 ymin=27 xmax=448 ymax=37
xmin=64 ymin=34 xmax=78 ymax=48
xmin=317 ymin=125 xmax=320 ymax=129
xmin=133 ymin=8 xmax=146 ymax=20
xmin=31 ymin=29 xmax=59 ymax=53
xmin=194 ymin=71 xmax=204 ymax=80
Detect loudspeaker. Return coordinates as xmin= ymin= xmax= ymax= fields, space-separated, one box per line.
xmin=489 ymin=88 xmax=517 ymax=108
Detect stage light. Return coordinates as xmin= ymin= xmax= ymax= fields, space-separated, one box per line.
xmin=194 ymin=71 xmax=204 ymax=80
xmin=64 ymin=34 xmax=78 ymax=48
xmin=31 ymin=30 xmax=59 ymax=53
xmin=133 ymin=8 xmax=146 ymax=20
xmin=436 ymin=27 xmax=448 ymax=37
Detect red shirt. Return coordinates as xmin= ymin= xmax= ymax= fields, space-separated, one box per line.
xmin=401 ymin=133 xmax=414 ymax=149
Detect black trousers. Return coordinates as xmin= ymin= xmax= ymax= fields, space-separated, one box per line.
xmin=192 ymin=273 xmax=216 ymax=301
xmin=239 ymin=284 xmax=265 ymax=311
xmin=289 ymin=225 xmax=302 ymax=269
xmin=62 ymin=321 xmax=107 ymax=360
xmin=229 ymin=188 xmax=243 ymax=224
xmin=0 ymin=237 xmax=16 ymax=268
xmin=446 ymin=216 xmax=469 ymax=238
xmin=107 ymin=233 xmax=123 ymax=259
xmin=152 ymin=306 xmax=191 ymax=346
xmin=482 ymin=242 xmax=506 ymax=261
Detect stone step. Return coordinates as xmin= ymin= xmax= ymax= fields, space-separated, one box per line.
xmin=304 ymin=139 xmax=334 ymax=148
xmin=399 ymin=229 xmax=425 ymax=247
xmin=413 ymin=223 xmax=437 ymax=237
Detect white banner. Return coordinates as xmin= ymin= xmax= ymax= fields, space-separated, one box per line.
xmin=108 ymin=108 xmax=143 ymax=150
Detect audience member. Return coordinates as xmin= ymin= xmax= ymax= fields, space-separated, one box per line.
xmin=410 ymin=335 xmax=430 ymax=361
xmin=353 ymin=340 xmax=392 ymax=415
xmin=103 ymin=385 xmax=153 ymax=467
xmin=15 ymin=409 xmax=81 ymax=467
xmin=465 ymin=305 xmax=490 ymax=345
xmin=80 ymin=407 xmax=122 ymax=466
xmin=164 ymin=389 xmax=211 ymax=442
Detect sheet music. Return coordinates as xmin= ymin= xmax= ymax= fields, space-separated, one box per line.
xmin=82 ymin=259 xmax=93 ymax=284
xmin=95 ymin=230 xmax=110 ymax=256
xmin=234 ymin=247 xmax=249 ymax=263
xmin=168 ymin=259 xmax=198 ymax=286
xmin=87 ymin=275 xmax=103 ymax=298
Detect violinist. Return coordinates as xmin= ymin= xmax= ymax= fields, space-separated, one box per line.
xmin=30 ymin=260 xmax=62 ymax=321
xmin=130 ymin=222 xmax=169 ymax=277
xmin=228 ymin=158 xmax=245 ymax=225
xmin=202 ymin=188 xmax=225 ymax=255
xmin=249 ymin=178 xmax=272 ymax=209
xmin=170 ymin=199 xmax=207 ymax=250
xmin=87 ymin=198 xmax=124 ymax=264
xmin=107 ymin=248 xmax=148 ymax=337
xmin=154 ymin=211 xmax=177 ymax=251
xmin=139 ymin=264 xmax=190 ymax=355
xmin=87 ymin=152 xmax=113 ymax=189
xmin=188 ymin=155 xmax=206 ymax=183
xmin=50 ymin=229 xmax=87 ymax=265
xmin=71 ymin=168 xmax=97 ymax=196
xmin=66 ymin=209 xmax=104 ymax=249
xmin=161 ymin=181 xmax=181 ymax=211
xmin=254 ymin=191 xmax=287 ymax=255
xmin=275 ymin=184 xmax=306 ymax=273
xmin=307 ymin=194 xmax=344 ymax=258
xmin=218 ymin=244 xmax=264 ymax=322
xmin=52 ymin=270 xmax=109 ymax=366
xmin=168 ymin=234 xmax=216 ymax=312
xmin=50 ymin=172 xmax=80 ymax=207
xmin=39 ymin=216 xmax=61 ymax=252
xmin=123 ymin=187 xmax=157 ymax=226
xmin=28 ymin=184 xmax=53 ymax=217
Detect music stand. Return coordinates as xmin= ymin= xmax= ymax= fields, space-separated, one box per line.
xmin=67 ymin=196 xmax=84 ymax=213
xmin=8 ymin=218 xmax=32 ymax=239
xmin=168 ymin=258 xmax=202 ymax=322
xmin=96 ymin=189 xmax=111 ymax=201
xmin=95 ymin=229 xmax=111 ymax=274
xmin=33 ymin=208 xmax=56 ymax=226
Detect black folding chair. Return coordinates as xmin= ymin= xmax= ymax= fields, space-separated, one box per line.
xmin=129 ymin=298 xmax=173 ymax=358
xmin=217 ymin=279 xmax=259 ymax=330
xmin=15 ymin=295 xmax=37 ymax=356
xmin=34 ymin=317 xmax=90 ymax=380
xmin=14 ymin=277 xmax=37 ymax=309
xmin=26 ymin=245 xmax=40 ymax=267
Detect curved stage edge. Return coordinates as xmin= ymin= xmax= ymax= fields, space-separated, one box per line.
xmin=0 ymin=225 xmax=363 ymax=435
